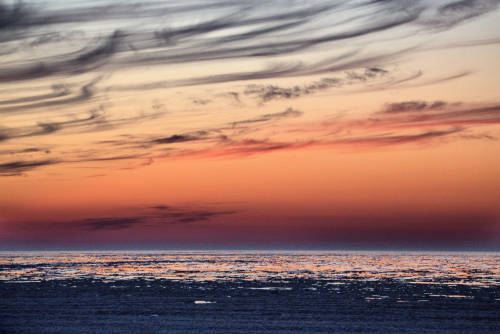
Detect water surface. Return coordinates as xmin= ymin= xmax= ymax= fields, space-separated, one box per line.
xmin=1 ymin=250 xmax=498 ymax=286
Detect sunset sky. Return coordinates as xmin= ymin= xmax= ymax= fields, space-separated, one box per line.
xmin=1 ymin=0 xmax=499 ymax=250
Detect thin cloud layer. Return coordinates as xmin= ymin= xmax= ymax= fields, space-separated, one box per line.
xmin=1 ymin=0 xmax=497 ymax=85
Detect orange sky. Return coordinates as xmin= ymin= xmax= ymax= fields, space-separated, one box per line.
xmin=1 ymin=0 xmax=500 ymax=249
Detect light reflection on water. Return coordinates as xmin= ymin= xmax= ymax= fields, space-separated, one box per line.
xmin=0 ymin=251 xmax=498 ymax=285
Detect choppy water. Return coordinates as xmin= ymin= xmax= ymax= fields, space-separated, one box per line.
xmin=1 ymin=251 xmax=499 ymax=286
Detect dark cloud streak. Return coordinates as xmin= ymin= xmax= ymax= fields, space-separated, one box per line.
xmin=0 ymin=106 xmax=165 ymax=143
xmin=244 ymin=68 xmax=388 ymax=103
xmin=0 ymin=159 xmax=59 ymax=176
xmin=0 ymin=84 xmax=70 ymax=105
xmin=74 ymin=206 xmax=237 ymax=230
xmin=383 ymin=101 xmax=448 ymax=113
xmin=231 ymin=108 xmax=302 ymax=127
xmin=0 ymin=78 xmax=100 ymax=114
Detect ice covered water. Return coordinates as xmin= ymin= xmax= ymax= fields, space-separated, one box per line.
xmin=1 ymin=251 xmax=499 ymax=333
xmin=1 ymin=250 xmax=498 ymax=286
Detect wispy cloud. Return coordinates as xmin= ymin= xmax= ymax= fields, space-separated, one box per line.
xmin=0 ymin=147 xmax=50 ymax=156
xmin=0 ymin=84 xmax=70 ymax=105
xmin=329 ymin=128 xmax=463 ymax=146
xmin=152 ymin=134 xmax=204 ymax=145
xmin=0 ymin=77 xmax=100 ymax=114
xmin=0 ymin=159 xmax=59 ymax=176
xmin=244 ymin=68 xmax=388 ymax=103
xmin=0 ymin=108 xmax=103 ymax=142
xmin=191 ymin=139 xmax=315 ymax=158
xmin=370 ymin=103 xmax=500 ymax=128
xmin=429 ymin=0 xmax=500 ymax=29
xmin=382 ymin=101 xmax=449 ymax=114
xmin=231 ymin=108 xmax=302 ymax=127
xmin=0 ymin=106 xmax=164 ymax=143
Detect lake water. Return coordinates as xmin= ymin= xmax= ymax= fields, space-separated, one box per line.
xmin=1 ymin=251 xmax=499 ymax=333
xmin=1 ymin=250 xmax=499 ymax=286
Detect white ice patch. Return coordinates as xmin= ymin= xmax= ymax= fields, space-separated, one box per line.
xmin=248 ymin=287 xmax=292 ymax=290
xmin=194 ymin=300 xmax=215 ymax=304
xmin=428 ymin=294 xmax=472 ymax=299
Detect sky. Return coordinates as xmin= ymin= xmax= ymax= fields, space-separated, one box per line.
xmin=0 ymin=0 xmax=499 ymax=250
